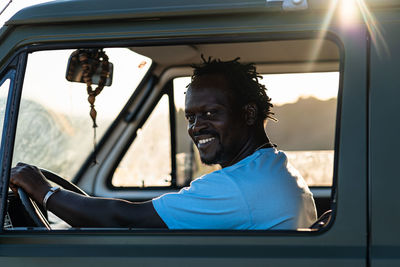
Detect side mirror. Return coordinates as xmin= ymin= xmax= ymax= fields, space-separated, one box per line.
xmin=65 ymin=49 xmax=113 ymax=86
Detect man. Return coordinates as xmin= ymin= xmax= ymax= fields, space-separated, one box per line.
xmin=10 ymin=57 xmax=317 ymax=229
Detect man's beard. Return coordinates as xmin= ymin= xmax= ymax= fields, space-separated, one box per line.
xmin=200 ymin=145 xmax=224 ymax=166
xmin=194 ymin=129 xmax=225 ymax=165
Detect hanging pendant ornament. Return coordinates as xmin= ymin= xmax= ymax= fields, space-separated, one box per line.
xmin=75 ymin=49 xmax=110 ymax=164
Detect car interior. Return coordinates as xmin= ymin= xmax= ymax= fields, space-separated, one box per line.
xmin=4 ymin=36 xmax=340 ymax=231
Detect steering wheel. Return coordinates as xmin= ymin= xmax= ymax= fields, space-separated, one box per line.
xmin=17 ymin=168 xmax=88 ymax=230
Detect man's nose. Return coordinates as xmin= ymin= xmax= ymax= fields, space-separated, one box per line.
xmin=190 ymin=115 xmax=207 ymax=133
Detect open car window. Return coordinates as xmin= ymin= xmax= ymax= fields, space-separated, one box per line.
xmin=5 ymin=38 xmax=341 ymax=231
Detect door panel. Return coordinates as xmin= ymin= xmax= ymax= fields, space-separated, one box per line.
xmin=369 ymin=9 xmax=400 ymax=267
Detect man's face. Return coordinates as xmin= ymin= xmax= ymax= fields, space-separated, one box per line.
xmin=185 ymin=74 xmax=247 ymax=167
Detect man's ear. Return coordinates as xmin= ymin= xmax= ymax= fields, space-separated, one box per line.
xmin=243 ymin=103 xmax=258 ymax=126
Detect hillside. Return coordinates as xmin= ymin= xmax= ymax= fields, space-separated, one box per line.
xmin=266 ymin=97 xmax=337 ymax=151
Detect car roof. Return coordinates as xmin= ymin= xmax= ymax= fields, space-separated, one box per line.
xmin=4 ymin=0 xmax=326 ymax=26
xmin=6 ymin=0 xmax=399 ymax=26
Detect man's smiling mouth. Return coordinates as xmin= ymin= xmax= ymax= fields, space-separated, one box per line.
xmin=198 ymin=137 xmax=215 ymax=144
xmin=198 ymin=137 xmax=216 ymax=146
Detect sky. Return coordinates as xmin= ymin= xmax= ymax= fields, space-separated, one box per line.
xmin=173 ymin=72 xmax=339 ymax=110
xmin=0 ymin=0 xmax=52 ymax=26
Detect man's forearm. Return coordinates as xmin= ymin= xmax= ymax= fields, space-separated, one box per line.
xmin=46 ymin=189 xmax=166 ymax=228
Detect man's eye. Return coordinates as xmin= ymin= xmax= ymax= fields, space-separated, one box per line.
xmin=205 ymin=111 xmax=215 ymax=118
xmin=186 ymin=115 xmax=195 ymax=123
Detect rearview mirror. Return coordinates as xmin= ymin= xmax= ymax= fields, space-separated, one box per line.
xmin=65 ymin=49 xmax=113 ymax=86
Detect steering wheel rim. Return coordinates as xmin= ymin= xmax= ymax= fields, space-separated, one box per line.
xmin=17 ymin=169 xmax=88 ymax=230
xmin=18 ymin=187 xmax=51 ymax=229
xmin=40 ymin=169 xmax=88 ymax=196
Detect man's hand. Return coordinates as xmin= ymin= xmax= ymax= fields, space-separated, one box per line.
xmin=9 ymin=163 xmax=167 ymax=228
xmin=10 ymin=163 xmax=52 ymax=205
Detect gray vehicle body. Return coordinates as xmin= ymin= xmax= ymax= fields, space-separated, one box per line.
xmin=0 ymin=0 xmax=398 ymax=266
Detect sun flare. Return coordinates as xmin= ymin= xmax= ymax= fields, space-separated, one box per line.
xmin=339 ymin=0 xmax=360 ymax=26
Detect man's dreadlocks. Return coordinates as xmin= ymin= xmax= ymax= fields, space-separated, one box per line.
xmin=191 ymin=56 xmax=274 ymax=122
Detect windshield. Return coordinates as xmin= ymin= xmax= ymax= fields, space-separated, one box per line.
xmin=13 ymin=48 xmax=151 ymax=180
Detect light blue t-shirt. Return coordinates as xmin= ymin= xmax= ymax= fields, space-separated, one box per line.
xmin=152 ymin=148 xmax=317 ymax=230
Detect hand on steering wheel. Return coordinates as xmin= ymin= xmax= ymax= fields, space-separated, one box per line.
xmin=10 ymin=163 xmax=88 ymax=230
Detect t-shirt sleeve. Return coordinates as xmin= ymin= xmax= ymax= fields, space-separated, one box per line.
xmin=152 ymin=172 xmax=250 ymax=229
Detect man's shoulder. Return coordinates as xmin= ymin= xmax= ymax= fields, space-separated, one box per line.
xmin=189 ymin=169 xmax=242 ymax=191
xmin=193 ymin=169 xmax=232 ymax=183
xmin=222 ymin=147 xmax=284 ymax=173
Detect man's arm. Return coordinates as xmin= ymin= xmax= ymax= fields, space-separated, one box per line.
xmin=9 ymin=163 xmax=167 ymax=228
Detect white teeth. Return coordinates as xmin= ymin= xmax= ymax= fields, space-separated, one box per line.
xmin=198 ymin=137 xmax=215 ymax=145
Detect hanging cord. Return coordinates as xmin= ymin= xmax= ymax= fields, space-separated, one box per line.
xmin=67 ymin=49 xmax=110 ymax=164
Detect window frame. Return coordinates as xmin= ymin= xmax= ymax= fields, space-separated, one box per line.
xmin=0 ymin=51 xmax=28 ymax=232
xmin=2 ymin=32 xmax=345 ymax=235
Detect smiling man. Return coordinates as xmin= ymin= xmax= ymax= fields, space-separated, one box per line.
xmin=151 ymin=57 xmax=317 ymax=229
xmin=10 ymin=57 xmax=316 ymax=229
